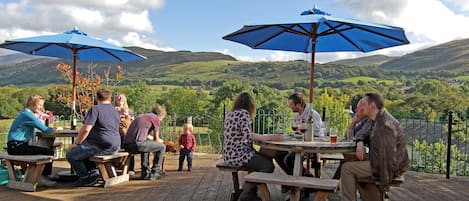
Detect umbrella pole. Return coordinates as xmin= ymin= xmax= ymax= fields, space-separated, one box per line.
xmin=70 ymin=49 xmax=77 ymax=130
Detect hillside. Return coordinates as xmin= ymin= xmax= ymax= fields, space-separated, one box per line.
xmin=1 ymin=38 xmax=469 ymax=86
xmin=328 ymin=55 xmax=394 ymax=66
xmin=380 ymin=38 xmax=469 ymax=72
xmin=0 ymin=48 xmax=236 ymax=85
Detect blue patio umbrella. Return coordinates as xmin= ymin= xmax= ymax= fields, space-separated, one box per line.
xmin=223 ymin=7 xmax=409 ymax=103
xmin=0 ymin=28 xmax=146 ymax=129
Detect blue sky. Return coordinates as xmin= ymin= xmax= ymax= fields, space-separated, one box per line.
xmin=1 ymin=0 xmax=469 ymax=63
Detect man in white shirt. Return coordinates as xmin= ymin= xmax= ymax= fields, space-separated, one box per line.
xmin=275 ymin=92 xmax=323 ymax=175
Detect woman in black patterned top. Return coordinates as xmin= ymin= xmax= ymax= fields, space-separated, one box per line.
xmin=222 ymin=92 xmax=283 ymax=201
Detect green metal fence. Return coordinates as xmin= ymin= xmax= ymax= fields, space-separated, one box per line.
xmin=1 ymin=110 xmax=468 ymax=177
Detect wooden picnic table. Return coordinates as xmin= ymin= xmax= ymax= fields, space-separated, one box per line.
xmin=257 ymin=135 xmax=355 ymax=177
xmin=35 ymin=128 xmax=79 ymax=149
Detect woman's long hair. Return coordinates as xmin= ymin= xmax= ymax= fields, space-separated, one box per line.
xmin=232 ymin=92 xmax=256 ymax=119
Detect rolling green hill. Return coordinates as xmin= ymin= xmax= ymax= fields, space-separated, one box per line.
xmin=328 ymin=55 xmax=394 ymax=66
xmin=1 ymin=37 xmax=469 ymax=87
xmin=380 ymin=38 xmax=469 ymax=72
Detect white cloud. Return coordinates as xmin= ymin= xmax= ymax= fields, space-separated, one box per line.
xmin=0 ymin=0 xmax=168 ymax=55
xmin=121 ymin=32 xmax=175 ymax=51
xmin=119 ymin=11 xmax=154 ymax=33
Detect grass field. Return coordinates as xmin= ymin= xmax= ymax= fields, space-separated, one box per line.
xmin=341 ymin=76 xmax=399 ymax=85
xmin=453 ymin=75 xmax=469 ymax=81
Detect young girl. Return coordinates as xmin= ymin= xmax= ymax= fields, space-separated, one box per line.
xmin=178 ymin=123 xmax=196 ymax=171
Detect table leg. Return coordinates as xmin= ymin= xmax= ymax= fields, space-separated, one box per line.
xmin=293 ymin=152 xmax=302 ymax=176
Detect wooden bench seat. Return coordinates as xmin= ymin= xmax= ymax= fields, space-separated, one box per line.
xmin=320 ymin=154 xmax=344 ymax=165
xmin=0 ymin=153 xmax=53 ymax=191
xmin=244 ymin=172 xmax=339 ymax=201
xmin=357 ymin=175 xmax=405 ymax=201
xmin=89 ymin=152 xmax=129 ymax=187
xmin=216 ymin=162 xmax=250 ymax=201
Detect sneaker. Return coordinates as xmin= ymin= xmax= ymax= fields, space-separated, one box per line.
xmin=73 ymin=174 xmax=99 ymax=187
xmin=128 ymin=171 xmax=135 ymax=176
xmin=39 ymin=175 xmax=57 ymax=187
xmin=149 ymin=172 xmax=164 ymax=180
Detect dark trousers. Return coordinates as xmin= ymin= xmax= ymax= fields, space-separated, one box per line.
xmin=274 ymin=151 xmax=295 ymax=175
xmin=179 ymin=150 xmax=193 ymax=169
xmin=7 ymin=141 xmax=54 ymax=175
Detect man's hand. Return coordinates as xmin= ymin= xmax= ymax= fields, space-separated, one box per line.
xmin=180 ymin=145 xmax=184 ymax=149
xmin=356 ymin=141 xmax=366 ymax=160
xmin=346 ymin=128 xmax=353 ymax=139
xmin=156 ymin=138 xmax=163 ymax=143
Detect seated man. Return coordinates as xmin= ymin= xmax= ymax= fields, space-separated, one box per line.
xmin=341 ymin=93 xmax=409 ymax=201
xmin=66 ymin=89 xmax=121 ymax=187
xmin=122 ymin=105 xmax=167 ymax=180
xmin=274 ymin=92 xmax=323 ymax=175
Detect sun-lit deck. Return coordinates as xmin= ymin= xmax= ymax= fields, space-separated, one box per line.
xmin=1 ymin=153 xmax=468 ymax=201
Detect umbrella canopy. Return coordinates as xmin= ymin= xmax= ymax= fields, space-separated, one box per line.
xmin=223 ymin=7 xmax=409 ymax=103
xmin=0 ymin=28 xmax=146 ymax=129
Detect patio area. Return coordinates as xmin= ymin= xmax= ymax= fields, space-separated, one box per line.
xmin=1 ymin=153 xmax=468 ymax=201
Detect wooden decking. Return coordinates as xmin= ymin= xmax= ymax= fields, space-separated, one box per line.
xmin=1 ymin=153 xmax=468 ymax=201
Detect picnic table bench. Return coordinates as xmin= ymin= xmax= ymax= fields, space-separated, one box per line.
xmin=215 ymin=162 xmax=250 ymax=201
xmin=244 ymin=171 xmax=339 ymax=201
xmin=89 ymin=152 xmax=130 ymax=187
xmin=0 ymin=153 xmax=53 ymax=191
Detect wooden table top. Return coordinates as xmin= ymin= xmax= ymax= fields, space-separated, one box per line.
xmin=36 ymin=128 xmax=80 ymax=138
xmin=258 ymin=135 xmax=356 ymax=154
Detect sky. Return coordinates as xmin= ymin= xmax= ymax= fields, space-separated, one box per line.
xmin=1 ymin=0 xmax=469 ymax=63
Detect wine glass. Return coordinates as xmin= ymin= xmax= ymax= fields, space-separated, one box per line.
xmin=291 ymin=119 xmax=299 ymax=134
xmin=299 ymin=122 xmax=308 ymax=134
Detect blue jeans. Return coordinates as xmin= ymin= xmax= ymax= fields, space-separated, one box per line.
xmin=66 ymin=142 xmax=111 ymax=177
xmin=136 ymin=140 xmax=166 ymax=177
xmin=179 ymin=150 xmax=193 ymax=169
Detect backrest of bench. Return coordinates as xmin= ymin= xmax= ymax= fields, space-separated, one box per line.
xmin=0 ymin=153 xmax=53 ymax=163
xmin=90 ymin=152 xmax=129 ymax=162
xmin=245 ymin=172 xmax=339 ymax=191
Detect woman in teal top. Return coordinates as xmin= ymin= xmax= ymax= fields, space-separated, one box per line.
xmin=7 ymin=94 xmax=55 ymax=183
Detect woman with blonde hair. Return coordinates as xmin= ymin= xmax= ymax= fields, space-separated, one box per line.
xmin=7 ymin=94 xmax=56 ymax=186
xmin=222 ymin=92 xmax=283 ymax=201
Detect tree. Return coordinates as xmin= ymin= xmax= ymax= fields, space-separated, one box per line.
xmin=160 ymin=87 xmax=208 ymax=116
xmin=118 ymin=81 xmax=154 ymax=115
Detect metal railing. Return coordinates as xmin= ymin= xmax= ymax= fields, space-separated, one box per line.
xmin=1 ymin=110 xmax=468 ymax=178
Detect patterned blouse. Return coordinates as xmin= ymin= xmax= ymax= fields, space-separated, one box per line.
xmin=223 ymin=109 xmax=255 ymax=167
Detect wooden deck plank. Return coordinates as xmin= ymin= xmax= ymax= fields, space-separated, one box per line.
xmin=0 ymin=154 xmax=468 ymax=201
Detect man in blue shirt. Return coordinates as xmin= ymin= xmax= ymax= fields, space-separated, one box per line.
xmin=66 ymin=89 xmax=121 ymax=187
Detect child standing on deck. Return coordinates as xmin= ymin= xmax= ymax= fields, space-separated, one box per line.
xmin=178 ymin=123 xmax=196 ymax=171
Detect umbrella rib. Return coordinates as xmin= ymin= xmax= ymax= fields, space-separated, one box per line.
xmin=222 ymin=25 xmax=271 ymax=39
xmin=99 ymin=47 xmax=125 ymax=61
xmin=353 ymin=25 xmax=409 ymax=44
xmin=323 ymin=22 xmax=365 ymax=51
xmin=252 ymin=24 xmax=300 ymax=48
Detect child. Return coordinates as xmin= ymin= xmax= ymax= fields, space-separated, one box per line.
xmin=178 ymin=123 xmax=196 ymax=171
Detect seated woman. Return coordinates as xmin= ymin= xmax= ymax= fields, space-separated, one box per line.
xmin=7 ymin=94 xmax=55 ymax=186
xmin=223 ymin=92 xmax=283 ymax=201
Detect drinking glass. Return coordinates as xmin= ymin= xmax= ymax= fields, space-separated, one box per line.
xmin=329 ymin=127 xmax=339 ymax=144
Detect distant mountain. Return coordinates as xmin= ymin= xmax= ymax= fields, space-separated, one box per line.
xmin=327 ymin=55 xmax=394 ymax=66
xmin=380 ymin=38 xmax=469 ymax=72
xmin=0 ymin=47 xmax=236 ymax=85
xmin=0 ymin=53 xmax=40 ymax=65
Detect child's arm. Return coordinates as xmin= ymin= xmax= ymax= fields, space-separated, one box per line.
xmin=178 ymin=135 xmax=184 ymax=149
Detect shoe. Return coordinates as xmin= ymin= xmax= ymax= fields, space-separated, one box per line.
xmin=188 ymin=168 xmax=192 ymax=172
xmin=39 ymin=175 xmax=57 ymax=187
xmin=128 ymin=171 xmax=135 ymax=176
xmin=178 ymin=167 xmax=182 ymax=171
xmin=149 ymin=172 xmax=164 ymax=180
xmin=73 ymin=174 xmax=99 ymax=187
